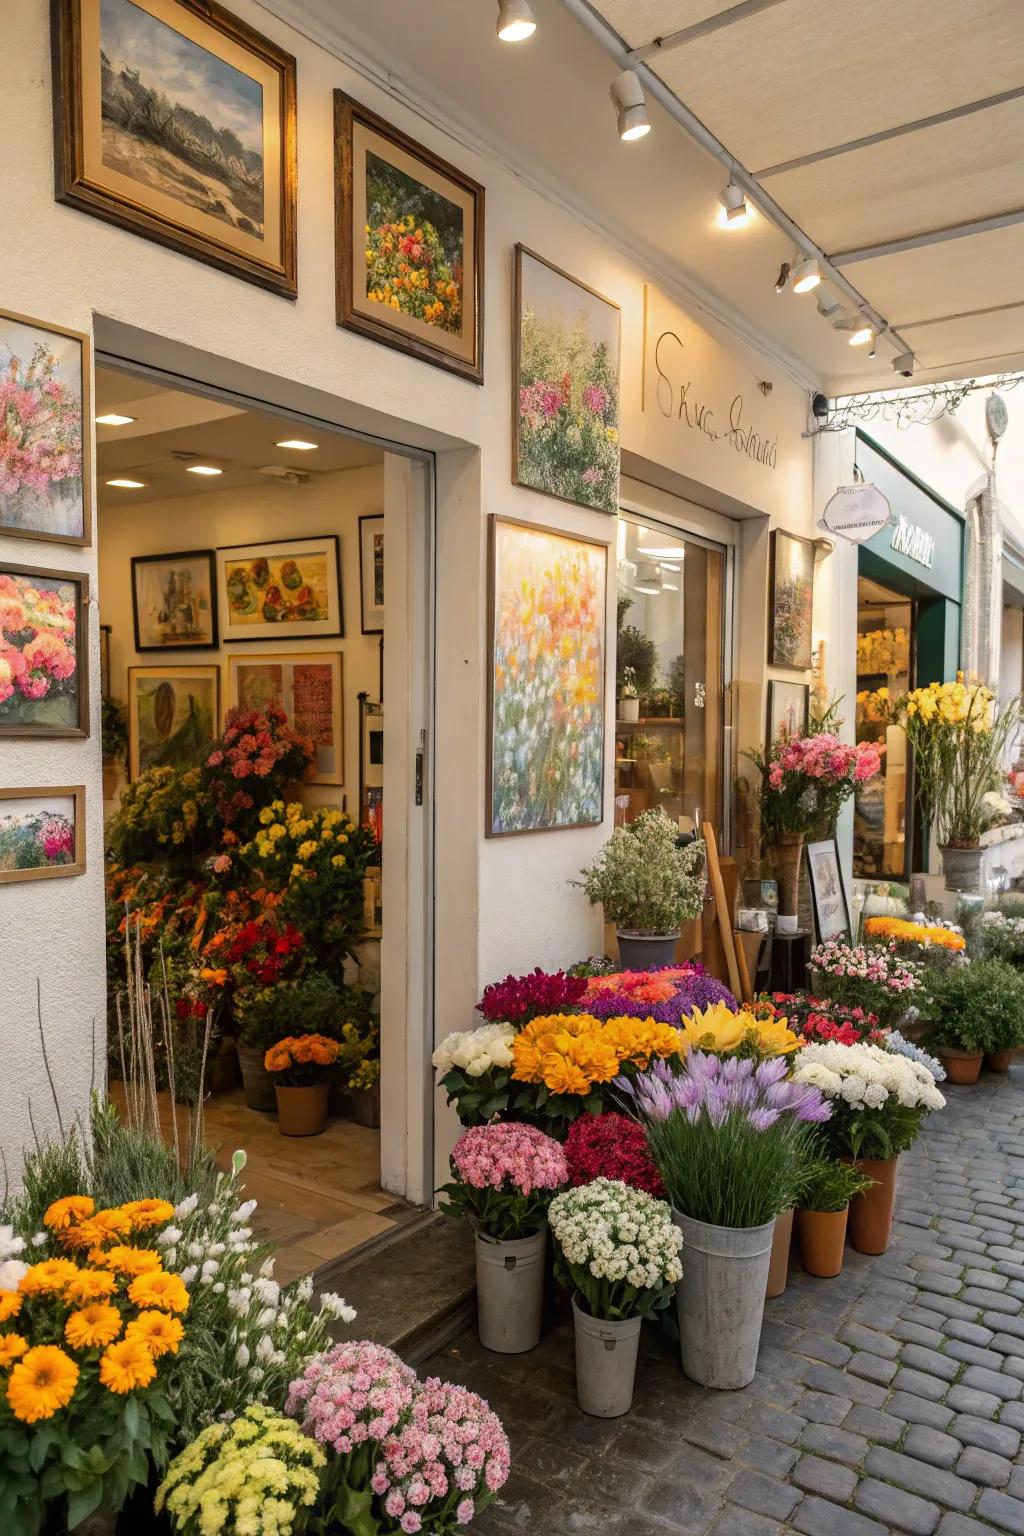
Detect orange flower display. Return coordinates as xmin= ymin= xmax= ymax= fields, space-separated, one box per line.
xmin=18 ymin=1259 xmax=79 ymax=1297
xmin=124 ymin=1310 xmax=184 ymax=1359
xmin=64 ymin=1303 xmax=123 ymax=1351
xmin=511 ymin=1012 xmax=684 ymax=1097
xmin=863 ymin=916 xmax=966 ymax=952
xmin=97 ymin=1246 xmax=164 ymax=1278
xmin=99 ymin=1337 xmax=157 ymax=1394
xmin=7 ymin=1345 xmax=79 ymax=1423
xmin=127 ymin=1271 xmax=189 ymax=1315
xmin=64 ymin=1269 xmax=117 ymax=1305
xmin=263 ymin=1033 xmax=342 ymax=1072
xmin=120 ymin=1198 xmax=176 ymax=1231
xmin=0 ymin=1289 xmax=24 ymax=1323
xmin=0 ymin=1333 xmax=28 ymax=1367
xmin=43 ymin=1195 xmax=95 ymax=1231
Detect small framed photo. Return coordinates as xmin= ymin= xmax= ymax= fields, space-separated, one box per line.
xmin=359 ymin=515 xmax=384 ymax=634
xmin=0 ymin=307 xmax=91 ymax=545
xmin=0 ymin=562 xmax=89 ymax=738
xmin=228 ymin=652 xmax=343 ymax=786
xmin=0 ymin=785 xmax=86 ymax=884
xmin=766 ymin=679 xmax=809 ymax=743
xmin=768 ymin=529 xmax=815 ymax=670
xmin=216 ymin=536 xmax=342 ymax=643
xmin=132 ymin=550 xmax=218 ymax=651
xmin=334 ymin=90 xmax=484 ymax=383
xmin=807 ymin=838 xmax=852 ymax=943
xmin=128 ymin=664 xmax=220 ymax=779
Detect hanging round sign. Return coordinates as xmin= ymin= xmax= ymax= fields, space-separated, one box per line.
xmin=818 ymin=482 xmax=893 ymax=545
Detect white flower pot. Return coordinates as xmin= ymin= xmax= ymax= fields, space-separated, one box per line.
xmin=475 ymin=1229 xmax=545 ymax=1354
xmin=672 ymin=1209 xmax=776 ymax=1389
xmin=616 ymin=931 xmax=678 ymax=969
xmin=618 ymin=696 xmax=640 ymax=722
xmin=571 ymin=1297 xmax=641 ymax=1417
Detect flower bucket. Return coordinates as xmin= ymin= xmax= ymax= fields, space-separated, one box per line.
xmin=939 ymin=844 xmax=983 ymax=894
xmin=238 ymin=1044 xmax=276 ymax=1112
xmin=475 ymin=1229 xmax=546 ymax=1354
xmin=672 ymin=1209 xmax=775 ymax=1389
xmin=799 ymin=1207 xmax=849 ymax=1278
xmin=274 ymin=1082 xmax=329 ymax=1137
xmin=938 ymin=1048 xmax=983 ymax=1085
xmin=347 ymin=1083 xmax=381 ymax=1128
xmin=846 ymin=1157 xmax=897 ymax=1255
xmin=571 ymin=1297 xmax=641 ymax=1417
xmin=765 ymin=1207 xmax=794 ymax=1299
xmin=986 ymin=1049 xmax=1014 ymax=1073
xmin=772 ymin=833 xmax=804 ymax=920
xmin=616 ymin=931 xmax=678 ymax=969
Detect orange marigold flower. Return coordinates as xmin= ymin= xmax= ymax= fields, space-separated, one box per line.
xmin=99 ymin=1337 xmax=156 ymax=1394
xmin=7 ymin=1345 xmax=79 ymax=1422
xmin=18 ymin=1259 xmax=79 ymax=1297
xmin=119 ymin=1199 xmax=175 ymax=1231
xmin=125 ymin=1310 xmax=184 ymax=1358
xmin=89 ymin=1208 xmax=133 ymax=1239
xmin=43 ymin=1195 xmax=95 ymax=1231
xmin=99 ymin=1246 xmax=163 ymax=1278
xmin=64 ymin=1269 xmax=118 ymax=1305
xmin=64 ymin=1303 xmax=123 ymax=1350
xmin=0 ymin=1290 xmax=24 ymax=1324
xmin=128 ymin=1271 xmax=189 ymax=1314
xmin=0 ymin=1333 xmax=28 ymax=1368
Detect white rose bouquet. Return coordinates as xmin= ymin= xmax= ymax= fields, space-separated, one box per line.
xmin=432 ymin=1022 xmax=516 ymax=1125
xmin=791 ymin=1040 xmax=945 ymax=1160
xmin=548 ymin=1177 xmax=682 ymax=1321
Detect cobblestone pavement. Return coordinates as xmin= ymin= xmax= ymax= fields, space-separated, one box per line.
xmin=426 ymin=1068 xmax=1024 ymax=1535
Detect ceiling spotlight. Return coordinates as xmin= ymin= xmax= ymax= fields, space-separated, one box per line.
xmin=815 ymin=290 xmax=841 ymax=318
xmin=893 ymin=352 xmax=915 ymax=378
xmin=106 ymin=477 xmax=146 ymax=489
xmin=610 ymin=70 xmax=651 ymax=141
xmin=275 ymin=438 xmax=319 ymax=450
xmin=849 ymin=322 xmax=874 ymax=347
xmin=496 ymin=0 xmax=536 ymax=41
xmin=774 ymin=262 xmax=791 ymax=293
xmin=96 ymin=412 xmax=135 ymax=427
xmin=717 ymin=181 xmax=750 ymax=227
xmin=185 ymin=464 xmax=223 ymax=476
xmin=791 ymin=257 xmax=821 ymax=294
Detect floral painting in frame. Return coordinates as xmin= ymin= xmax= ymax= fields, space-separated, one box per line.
xmin=227 ymin=651 xmax=343 ymax=786
xmin=487 ymin=515 xmax=607 ymax=837
xmin=513 ymin=245 xmax=621 ymax=514
xmin=128 ymin=664 xmax=219 ymax=779
xmin=0 ymin=563 xmax=89 ymax=737
xmin=0 ymin=785 xmax=86 ymax=884
xmin=768 ymin=529 xmax=814 ymax=670
xmin=216 ymin=536 xmax=342 ymax=643
xmin=52 ymin=0 xmax=297 ymax=296
xmin=359 ymin=514 xmax=384 ymax=634
xmin=0 ymin=308 xmax=91 ymax=545
xmin=766 ymin=679 xmax=809 ymax=744
xmin=334 ymin=91 xmax=484 ymax=383
xmin=132 ymin=549 xmax=218 ymax=651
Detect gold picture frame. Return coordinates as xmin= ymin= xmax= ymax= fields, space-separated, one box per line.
xmin=0 ymin=785 xmax=86 ymax=884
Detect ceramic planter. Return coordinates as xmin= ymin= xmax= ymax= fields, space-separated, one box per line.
xmin=847 ymin=1156 xmax=897 ymax=1255
xmin=274 ymin=1082 xmax=329 ymax=1137
xmin=939 ymin=844 xmax=983 ymax=894
xmin=765 ymin=1208 xmax=794 ymax=1299
xmin=475 ymin=1229 xmax=545 ymax=1354
xmin=616 ymin=931 xmax=678 ymax=969
xmin=237 ymin=1044 xmax=277 ymax=1112
xmin=571 ymin=1297 xmax=641 ymax=1417
xmin=618 ymin=696 xmax=640 ymax=722
xmin=672 ymin=1208 xmax=775 ymax=1389
xmin=938 ymin=1048 xmax=984 ymax=1085
xmin=799 ymin=1207 xmax=849 ymax=1278
xmin=985 ymin=1049 xmax=1015 ymax=1073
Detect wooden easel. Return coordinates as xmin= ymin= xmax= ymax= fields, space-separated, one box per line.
xmin=701 ymin=821 xmax=750 ymax=1002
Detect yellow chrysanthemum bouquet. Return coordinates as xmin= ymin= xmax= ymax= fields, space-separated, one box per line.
xmin=509 ymin=1012 xmax=687 ymax=1134
xmin=0 ymin=1195 xmax=188 ymax=1532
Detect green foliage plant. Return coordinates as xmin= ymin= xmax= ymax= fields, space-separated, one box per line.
xmin=577 ymin=809 xmax=706 ymax=934
xmin=928 ymin=956 xmax=1024 ymax=1053
xmin=798 ymin=1155 xmax=873 ymax=1214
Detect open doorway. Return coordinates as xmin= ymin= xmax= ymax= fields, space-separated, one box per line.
xmin=96 ymin=361 xmax=431 ymax=1282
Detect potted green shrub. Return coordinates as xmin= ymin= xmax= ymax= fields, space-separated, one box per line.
xmin=577 ymin=809 xmax=705 ymax=969
xmin=797 ymin=1157 xmax=874 ymax=1278
xmin=235 ymin=970 xmax=343 ymax=1111
xmin=928 ymin=957 xmax=1024 ymax=1082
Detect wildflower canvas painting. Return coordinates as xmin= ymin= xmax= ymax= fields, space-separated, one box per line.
xmin=0 ymin=786 xmax=85 ymax=884
xmin=487 ymin=516 xmax=607 ymax=836
xmin=0 ymin=310 xmax=90 ymax=544
xmin=513 ymin=246 xmax=621 ymax=514
xmin=768 ymin=528 xmax=814 ymax=669
xmin=128 ymin=664 xmax=219 ymax=779
xmin=0 ymin=564 xmax=88 ymax=737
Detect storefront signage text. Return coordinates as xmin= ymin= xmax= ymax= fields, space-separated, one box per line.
xmin=653 ymin=331 xmax=778 ymax=471
xmin=818 ymin=482 xmax=893 ymax=545
xmin=890 ymin=515 xmax=936 ymax=569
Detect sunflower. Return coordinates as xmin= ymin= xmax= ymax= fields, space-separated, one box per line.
xmin=43 ymin=1195 xmax=95 ymax=1231
xmin=0 ymin=1290 xmax=24 ymax=1324
xmin=64 ymin=1269 xmax=118 ymax=1305
xmin=65 ymin=1303 xmax=123 ymax=1350
xmin=99 ymin=1337 xmax=157 ymax=1394
xmin=125 ymin=1310 xmax=184 ymax=1358
xmin=7 ymin=1345 xmax=79 ymax=1423
xmin=119 ymin=1199 xmax=175 ymax=1231
xmin=127 ymin=1271 xmax=189 ymax=1314
xmin=18 ymin=1259 xmax=79 ymax=1297
xmin=99 ymin=1246 xmax=163 ymax=1277
xmin=0 ymin=1333 xmax=28 ymax=1368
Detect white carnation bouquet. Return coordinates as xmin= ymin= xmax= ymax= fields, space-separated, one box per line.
xmin=432 ymin=1022 xmax=516 ymax=1126
xmin=548 ymin=1176 xmax=682 ymax=1321
xmin=791 ymin=1041 xmax=945 ymax=1161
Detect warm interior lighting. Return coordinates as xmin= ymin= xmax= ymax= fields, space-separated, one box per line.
xmin=496 ymin=0 xmax=536 ymax=41
xmin=96 ymin=413 xmax=135 ymax=426
xmin=717 ymin=183 xmax=750 ymax=228
xmin=791 ymin=257 xmax=821 ymax=294
xmin=275 ymin=438 xmax=319 ymax=451
xmin=185 ymin=464 xmax=223 ymax=476
xmin=106 ymin=477 xmax=146 ymax=489
xmin=849 ymin=323 xmax=874 ymax=347
xmin=610 ymin=70 xmax=651 ymax=141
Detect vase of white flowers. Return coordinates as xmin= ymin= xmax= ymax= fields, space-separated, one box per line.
xmin=618 ymin=665 xmax=640 ymax=722
xmin=576 ymin=809 xmax=706 ymax=971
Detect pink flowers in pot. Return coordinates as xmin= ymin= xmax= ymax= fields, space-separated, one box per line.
xmin=287 ymin=1340 xmax=416 ymax=1456
xmin=442 ymin=1123 xmax=568 ymax=1241
xmin=750 ymin=729 xmax=884 ymax=839
xmin=371 ymin=1377 xmax=511 ymax=1531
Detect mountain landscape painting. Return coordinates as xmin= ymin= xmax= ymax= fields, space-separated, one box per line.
xmin=99 ymin=0 xmax=265 ymax=236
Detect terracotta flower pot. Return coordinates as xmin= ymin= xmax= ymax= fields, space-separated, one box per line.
xmin=274 ymin=1082 xmax=329 ymax=1136
xmin=799 ymin=1207 xmax=849 ymax=1278
xmin=985 ymin=1050 xmax=1014 ymax=1074
xmin=772 ymin=833 xmax=804 ymax=921
xmin=846 ymin=1157 xmax=897 ymax=1255
xmin=938 ymin=1048 xmax=984 ymax=1085
xmin=765 ymin=1208 xmax=794 ymax=1298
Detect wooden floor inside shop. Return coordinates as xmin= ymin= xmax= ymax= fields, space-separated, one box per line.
xmin=110 ymin=1085 xmax=417 ymax=1284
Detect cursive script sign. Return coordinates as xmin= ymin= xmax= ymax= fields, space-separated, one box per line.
xmin=653 ymin=331 xmax=779 ymax=471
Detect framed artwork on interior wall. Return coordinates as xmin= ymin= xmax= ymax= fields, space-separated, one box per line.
xmin=512 ymin=245 xmax=621 ymax=515
xmin=359 ymin=514 xmax=384 ymax=634
xmin=806 ymin=837 xmax=852 ymax=943
xmin=131 ymin=549 xmax=218 ymax=651
xmin=128 ymin=663 xmax=219 ymax=779
xmin=0 ymin=307 xmax=91 ymax=545
xmin=216 ymin=536 xmax=343 ymax=642
xmin=0 ymin=562 xmax=89 ymax=738
xmin=227 ymin=651 xmax=343 ymax=786
xmin=99 ymin=623 xmax=112 ymax=700
xmin=333 ymin=90 xmax=484 ymax=383
xmin=768 ymin=528 xmax=814 ymax=669
xmin=359 ymin=695 xmax=384 ymax=842
xmin=51 ymin=0 xmax=298 ymax=297
xmin=766 ymin=679 xmax=809 ymax=744
xmin=487 ymin=515 xmax=607 ymax=837
xmin=0 ymin=785 xmax=86 ymax=884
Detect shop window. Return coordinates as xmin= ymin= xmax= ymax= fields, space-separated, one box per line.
xmin=854 ymin=576 xmax=912 ymax=879
xmin=614 ymin=515 xmax=725 ymax=836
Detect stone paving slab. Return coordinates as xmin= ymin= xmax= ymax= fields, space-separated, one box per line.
xmin=426 ymin=1066 xmax=1024 ymax=1534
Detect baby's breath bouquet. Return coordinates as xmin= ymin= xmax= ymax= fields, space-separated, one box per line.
xmin=577 ymin=810 xmax=705 ymax=936
xmin=548 ymin=1177 xmax=682 ymax=1321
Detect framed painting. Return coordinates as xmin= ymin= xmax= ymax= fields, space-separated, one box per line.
xmin=132 ymin=549 xmax=218 ymax=651
xmin=487 ymin=516 xmax=607 ymax=837
xmin=52 ymin=0 xmax=297 ymax=297
xmin=766 ymin=679 xmax=809 ymax=744
xmin=768 ymin=529 xmax=814 ymax=669
xmin=513 ymin=245 xmax=621 ymax=514
xmin=807 ymin=837 xmax=852 ymax=943
xmin=227 ymin=651 xmax=343 ymax=786
xmin=216 ymin=536 xmax=342 ymax=642
xmin=0 ymin=563 xmax=89 ymax=738
xmin=359 ymin=514 xmax=384 ymax=634
xmin=128 ymin=664 xmax=219 ymax=779
xmin=334 ymin=91 xmax=484 ymax=383
xmin=0 ymin=785 xmax=86 ymax=884
xmin=0 ymin=308 xmax=91 ymax=545
xmin=359 ymin=697 xmax=383 ymax=841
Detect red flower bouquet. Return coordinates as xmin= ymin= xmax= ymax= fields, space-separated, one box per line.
xmin=203 ymin=705 xmax=314 ymax=835
xmin=564 ymin=1111 xmax=665 ymax=1198
xmin=477 ymin=968 xmax=587 ymax=1025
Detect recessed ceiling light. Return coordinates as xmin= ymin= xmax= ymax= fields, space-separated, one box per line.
xmin=106 ymin=477 xmax=146 ymax=489
xmin=185 ymin=464 xmax=223 ymax=476
xmin=96 ymin=413 xmax=136 ymax=427
xmin=275 ymin=438 xmax=319 ymax=451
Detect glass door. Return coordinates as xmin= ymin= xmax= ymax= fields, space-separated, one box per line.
xmin=853 ymin=575 xmax=913 ymax=879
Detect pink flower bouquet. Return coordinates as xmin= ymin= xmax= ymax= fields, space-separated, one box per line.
xmin=810 ymin=938 xmax=928 ymax=1025
xmin=750 ymin=730 xmax=884 ymax=839
xmin=439 ymin=1122 xmax=567 ymax=1240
